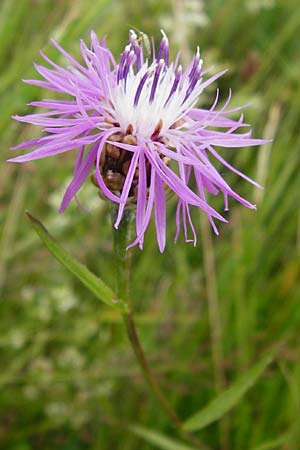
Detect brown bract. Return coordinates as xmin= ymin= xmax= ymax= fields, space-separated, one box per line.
xmin=91 ymin=123 xmax=171 ymax=203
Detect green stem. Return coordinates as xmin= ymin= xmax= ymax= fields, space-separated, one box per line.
xmin=111 ymin=205 xmax=181 ymax=427
xmin=111 ymin=205 xmax=208 ymax=450
xmin=123 ymin=312 xmax=182 ymax=428
xmin=112 ymin=206 xmax=133 ymax=301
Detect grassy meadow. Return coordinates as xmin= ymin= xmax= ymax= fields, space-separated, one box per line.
xmin=1 ymin=0 xmax=300 ymax=449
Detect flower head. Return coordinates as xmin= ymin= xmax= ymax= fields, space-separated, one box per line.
xmin=10 ymin=30 xmax=266 ymax=252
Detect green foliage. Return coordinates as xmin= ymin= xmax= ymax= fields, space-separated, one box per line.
xmin=1 ymin=0 xmax=300 ymax=449
xmin=26 ymin=212 xmax=127 ymax=312
xmin=129 ymin=424 xmax=198 ymax=450
xmin=183 ymin=350 xmax=274 ymax=432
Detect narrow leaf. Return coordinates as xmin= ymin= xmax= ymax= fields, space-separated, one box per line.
xmin=129 ymin=425 xmax=198 ymax=450
xmin=183 ymin=351 xmax=274 ymax=432
xmin=26 ymin=211 xmax=127 ymax=313
xmin=251 ymin=431 xmax=291 ymax=450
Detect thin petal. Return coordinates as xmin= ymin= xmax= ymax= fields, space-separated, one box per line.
xmin=59 ymin=145 xmax=97 ymax=212
xmin=154 ymin=175 xmax=166 ymax=252
xmin=136 ymin=149 xmax=147 ymax=249
xmin=114 ymin=150 xmax=140 ymax=228
xmin=127 ymin=167 xmax=156 ymax=250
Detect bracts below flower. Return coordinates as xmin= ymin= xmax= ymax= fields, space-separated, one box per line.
xmin=9 ymin=30 xmax=268 ymax=252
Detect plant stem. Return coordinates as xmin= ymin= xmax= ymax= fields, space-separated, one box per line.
xmin=122 ymin=312 xmax=181 ymax=428
xmin=200 ymin=214 xmax=228 ymax=450
xmin=111 ymin=205 xmax=181 ymax=427
xmin=111 ymin=205 xmax=208 ymax=450
xmin=111 ymin=206 xmax=133 ymax=302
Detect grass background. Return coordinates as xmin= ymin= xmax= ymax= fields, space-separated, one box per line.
xmin=1 ymin=0 xmax=300 ymax=449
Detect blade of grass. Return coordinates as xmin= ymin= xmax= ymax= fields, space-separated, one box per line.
xmin=129 ymin=424 xmax=198 ymax=450
xmin=250 ymin=432 xmax=291 ymax=450
xmin=183 ymin=350 xmax=275 ymax=432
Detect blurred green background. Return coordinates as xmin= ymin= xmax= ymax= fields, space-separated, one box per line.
xmin=1 ymin=0 xmax=300 ymax=449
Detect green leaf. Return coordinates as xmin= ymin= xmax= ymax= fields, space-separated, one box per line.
xmin=129 ymin=425 xmax=198 ymax=450
xmin=183 ymin=351 xmax=275 ymax=432
xmin=26 ymin=211 xmax=128 ymax=313
xmin=250 ymin=431 xmax=291 ymax=450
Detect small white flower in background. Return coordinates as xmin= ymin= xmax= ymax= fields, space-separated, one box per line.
xmin=8 ymin=329 xmax=26 ymax=349
xmin=45 ymin=401 xmax=69 ymax=420
xmin=57 ymin=347 xmax=84 ymax=369
xmin=50 ymin=285 xmax=78 ymax=312
xmin=161 ymin=0 xmax=209 ymax=32
xmin=247 ymin=0 xmax=276 ymax=12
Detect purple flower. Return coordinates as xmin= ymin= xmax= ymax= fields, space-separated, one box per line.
xmin=9 ymin=30 xmax=266 ymax=252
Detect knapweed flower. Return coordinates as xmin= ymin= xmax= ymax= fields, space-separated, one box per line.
xmin=10 ymin=30 xmax=266 ymax=252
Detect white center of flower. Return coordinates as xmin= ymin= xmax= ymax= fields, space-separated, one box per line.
xmin=110 ymin=57 xmax=204 ymax=140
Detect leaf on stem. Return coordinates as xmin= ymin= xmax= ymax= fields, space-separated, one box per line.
xmin=26 ymin=211 xmax=128 ymax=313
